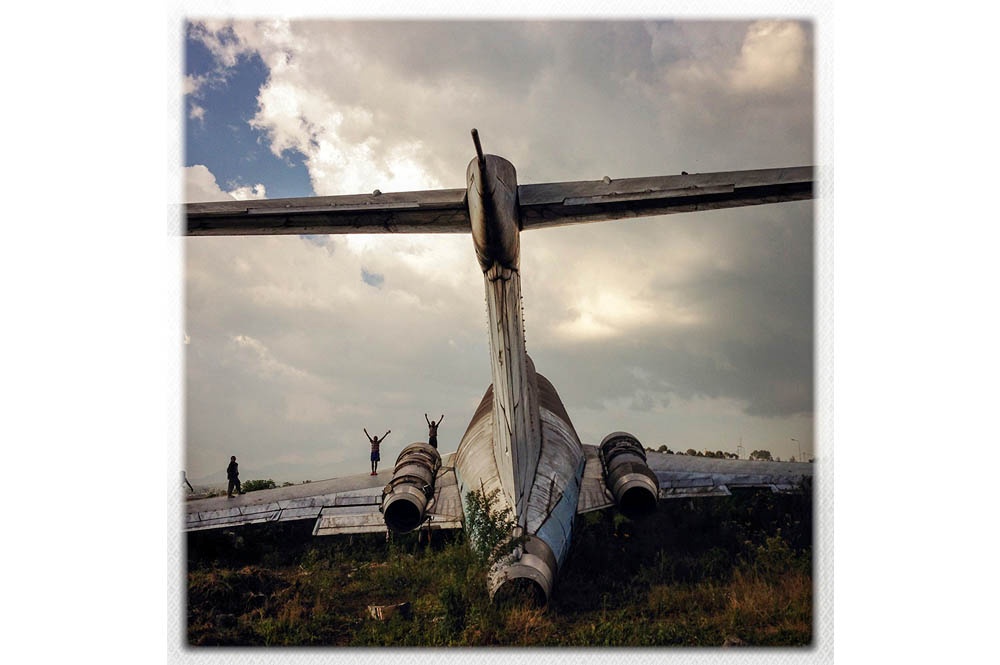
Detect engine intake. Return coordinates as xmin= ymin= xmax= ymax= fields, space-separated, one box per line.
xmin=599 ymin=431 xmax=659 ymax=517
xmin=381 ymin=442 xmax=441 ymax=533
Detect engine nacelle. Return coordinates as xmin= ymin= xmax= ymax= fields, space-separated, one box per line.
xmin=380 ymin=442 xmax=441 ymax=533
xmin=488 ymin=533 xmax=557 ymax=606
xmin=599 ymin=431 xmax=659 ymax=517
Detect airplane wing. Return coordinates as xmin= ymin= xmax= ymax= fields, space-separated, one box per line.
xmin=576 ymin=445 xmax=813 ymax=514
xmin=184 ymin=453 xmax=464 ymax=536
xmin=184 ymin=167 xmax=812 ymax=237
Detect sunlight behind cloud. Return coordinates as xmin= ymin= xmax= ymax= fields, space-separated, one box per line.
xmin=729 ymin=21 xmax=806 ymax=92
xmin=555 ymin=291 xmax=657 ymax=341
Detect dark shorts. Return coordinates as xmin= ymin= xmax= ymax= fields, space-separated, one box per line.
xmin=371 ymin=451 xmax=380 ymax=462
xmin=429 ymin=435 xmax=438 ymax=448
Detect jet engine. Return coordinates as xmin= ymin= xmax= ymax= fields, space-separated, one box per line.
xmin=488 ymin=533 xmax=557 ymax=606
xmin=599 ymin=431 xmax=659 ymax=517
xmin=380 ymin=442 xmax=442 ymax=533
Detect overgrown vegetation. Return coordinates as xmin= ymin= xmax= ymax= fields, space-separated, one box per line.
xmin=242 ymin=479 xmax=277 ymax=493
xmin=462 ymin=487 xmax=524 ymax=566
xmin=187 ymin=487 xmax=812 ymax=646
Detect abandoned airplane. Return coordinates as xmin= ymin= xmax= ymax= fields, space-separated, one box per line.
xmin=184 ymin=130 xmax=815 ymax=603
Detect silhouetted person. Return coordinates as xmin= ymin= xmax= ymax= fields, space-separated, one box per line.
xmin=365 ymin=428 xmax=390 ymax=475
xmin=425 ymin=413 xmax=444 ymax=449
xmin=227 ymin=456 xmax=243 ymax=497
xmin=182 ymin=470 xmax=194 ymax=493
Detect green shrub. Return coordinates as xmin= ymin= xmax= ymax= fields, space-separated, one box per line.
xmin=242 ymin=479 xmax=277 ymax=493
xmin=463 ymin=488 xmax=523 ymax=566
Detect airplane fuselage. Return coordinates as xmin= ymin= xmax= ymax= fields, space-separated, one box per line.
xmin=455 ymin=139 xmax=586 ymax=601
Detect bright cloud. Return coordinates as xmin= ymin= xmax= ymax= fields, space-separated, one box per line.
xmin=728 ymin=21 xmax=808 ymax=92
xmin=183 ymin=165 xmax=266 ymax=203
xmin=228 ymin=184 xmax=267 ymax=200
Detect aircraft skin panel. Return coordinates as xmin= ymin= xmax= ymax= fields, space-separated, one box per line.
xmin=574 ymin=446 xmax=813 ymax=512
xmin=453 ymin=385 xmax=510 ymax=521
xmin=483 ymin=265 xmax=540 ymax=522
xmin=425 ymin=459 xmax=464 ymax=526
xmin=186 ymin=491 xmax=381 ymax=532
xmin=186 ymin=187 xmax=469 ymax=236
xmin=184 ymin=473 xmax=385 ymax=532
xmin=311 ymin=463 xmax=465 ymax=536
xmin=645 ymin=451 xmax=812 ymax=496
xmin=524 ymin=407 xmax=584 ymax=533
xmin=185 ymin=459 xmax=466 ymax=537
xmin=576 ymin=445 xmax=616 ymax=514
xmin=527 ymin=407 xmax=586 ymax=569
xmin=518 ymin=166 xmax=813 ymax=230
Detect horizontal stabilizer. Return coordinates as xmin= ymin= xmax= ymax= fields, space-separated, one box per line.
xmin=184 ymin=167 xmax=813 ymax=236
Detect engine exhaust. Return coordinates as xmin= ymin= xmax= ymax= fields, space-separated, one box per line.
xmin=487 ymin=534 xmax=557 ymax=606
xmin=599 ymin=431 xmax=659 ymax=517
xmin=381 ymin=442 xmax=441 ymax=533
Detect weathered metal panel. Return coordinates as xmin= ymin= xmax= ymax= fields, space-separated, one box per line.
xmin=518 ymin=166 xmax=814 ymax=230
xmin=313 ymin=512 xmax=387 ymax=536
xmin=479 ymin=262 xmax=541 ymax=524
xmin=659 ymin=486 xmax=733 ymax=498
xmin=184 ymin=474 xmax=386 ymax=531
xmin=576 ymin=444 xmax=615 ymax=514
xmin=185 ymin=188 xmax=469 ymax=236
xmin=453 ymin=386 xmax=508 ymax=521
xmin=185 ymin=166 xmax=813 ymax=237
xmin=523 ymin=372 xmax=585 ymax=569
xmin=645 ymin=451 xmax=813 ymax=495
xmin=428 ymin=464 xmax=464 ymax=524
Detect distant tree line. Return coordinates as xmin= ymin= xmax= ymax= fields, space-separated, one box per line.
xmin=642 ymin=446 xmax=778 ymax=460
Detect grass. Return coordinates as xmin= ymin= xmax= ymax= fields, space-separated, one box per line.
xmin=186 ymin=488 xmax=812 ymax=647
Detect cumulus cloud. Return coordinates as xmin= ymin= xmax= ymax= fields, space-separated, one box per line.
xmin=184 ymin=165 xmax=266 ymax=203
xmin=728 ymin=21 xmax=808 ymax=92
xmin=228 ymin=183 xmax=267 ymax=200
xmin=184 ymin=165 xmax=230 ymax=202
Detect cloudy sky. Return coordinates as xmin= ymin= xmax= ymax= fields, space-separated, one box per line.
xmin=182 ymin=18 xmax=815 ymax=485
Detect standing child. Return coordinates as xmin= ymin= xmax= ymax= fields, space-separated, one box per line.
xmin=424 ymin=413 xmax=444 ymax=449
xmin=364 ymin=428 xmax=390 ymax=475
